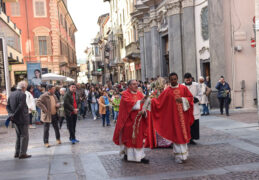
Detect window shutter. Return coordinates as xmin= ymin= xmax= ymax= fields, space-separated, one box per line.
xmin=47 ymin=36 xmax=52 ymax=55
xmin=34 ymin=36 xmax=39 ymax=56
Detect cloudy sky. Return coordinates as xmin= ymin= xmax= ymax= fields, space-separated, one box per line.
xmin=67 ymin=0 xmax=110 ymax=64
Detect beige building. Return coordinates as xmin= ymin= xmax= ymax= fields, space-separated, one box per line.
xmin=104 ymin=0 xmax=141 ymax=82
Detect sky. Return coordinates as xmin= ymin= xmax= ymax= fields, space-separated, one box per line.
xmin=67 ymin=0 xmax=110 ymax=64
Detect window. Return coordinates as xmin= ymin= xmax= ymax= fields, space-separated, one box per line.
xmin=34 ymin=0 xmax=47 ymax=17
xmin=38 ymin=36 xmax=47 ymax=55
xmin=11 ymin=2 xmax=20 ymax=16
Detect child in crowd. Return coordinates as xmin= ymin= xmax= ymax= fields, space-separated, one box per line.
xmin=112 ymin=93 xmax=120 ymax=123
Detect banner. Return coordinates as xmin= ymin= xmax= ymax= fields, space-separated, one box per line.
xmin=27 ymin=62 xmax=42 ymax=86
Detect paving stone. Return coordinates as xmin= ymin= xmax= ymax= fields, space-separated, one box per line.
xmin=99 ymin=143 xmax=259 ymax=178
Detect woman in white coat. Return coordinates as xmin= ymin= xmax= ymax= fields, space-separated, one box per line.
xmin=199 ymin=77 xmax=209 ymax=115
xmin=25 ymin=85 xmax=36 ymax=129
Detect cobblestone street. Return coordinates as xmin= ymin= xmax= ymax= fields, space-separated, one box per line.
xmin=1 ymin=112 xmax=259 ymax=180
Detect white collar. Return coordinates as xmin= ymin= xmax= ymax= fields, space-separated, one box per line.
xmin=170 ymin=84 xmax=179 ymax=88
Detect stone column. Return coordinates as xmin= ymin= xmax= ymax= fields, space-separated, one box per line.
xmin=150 ymin=8 xmax=161 ymax=78
xmin=139 ymin=31 xmax=146 ymax=81
xmin=208 ymin=0 xmax=226 ymax=87
xmin=144 ymin=25 xmax=152 ymax=79
xmin=167 ymin=1 xmax=183 ymax=82
xmin=182 ymin=0 xmax=197 ymax=79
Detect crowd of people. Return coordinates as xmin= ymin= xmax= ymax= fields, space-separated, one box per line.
xmin=6 ymin=73 xmax=231 ymax=162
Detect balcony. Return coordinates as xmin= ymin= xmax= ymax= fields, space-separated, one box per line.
xmin=125 ymin=42 xmax=140 ymax=60
xmin=91 ymin=71 xmax=102 ymax=76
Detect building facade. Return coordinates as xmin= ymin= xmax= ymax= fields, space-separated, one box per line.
xmin=0 ymin=0 xmax=23 ymax=114
xmin=133 ymin=0 xmax=256 ymax=109
xmin=5 ymin=0 xmax=77 ymax=85
xmin=104 ymin=0 xmax=141 ymax=82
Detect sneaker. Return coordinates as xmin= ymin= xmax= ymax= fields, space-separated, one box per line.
xmin=71 ymin=139 xmax=76 ymax=144
xmin=29 ymin=125 xmax=36 ymax=129
xmin=56 ymin=140 xmax=61 ymax=144
xmin=35 ymin=122 xmax=42 ymax=125
xmin=45 ymin=143 xmax=50 ymax=148
xmin=74 ymin=139 xmax=80 ymax=143
xmin=175 ymin=158 xmax=183 ymax=164
xmin=94 ymin=117 xmax=97 ymax=120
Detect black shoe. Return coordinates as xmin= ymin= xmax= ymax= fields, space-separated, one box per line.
xmin=124 ymin=155 xmax=127 ymax=161
xmin=201 ymin=114 xmax=205 ymax=116
xmin=189 ymin=139 xmax=197 ymax=145
xmin=140 ymin=158 xmax=149 ymax=164
xmin=14 ymin=154 xmax=19 ymax=158
xmin=19 ymin=154 xmax=32 ymax=159
xmin=107 ymin=124 xmax=111 ymax=126
xmin=226 ymin=114 xmax=230 ymax=116
xmin=103 ymin=124 xmax=105 ymax=127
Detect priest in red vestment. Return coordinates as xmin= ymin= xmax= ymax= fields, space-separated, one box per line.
xmin=113 ymin=80 xmax=149 ymax=164
xmin=151 ymin=72 xmax=194 ymax=164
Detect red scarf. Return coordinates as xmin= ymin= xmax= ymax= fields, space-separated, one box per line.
xmin=72 ymin=92 xmax=77 ymax=114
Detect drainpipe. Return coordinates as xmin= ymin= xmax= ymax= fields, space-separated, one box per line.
xmin=25 ymin=0 xmax=31 ymax=63
xmin=179 ymin=0 xmax=184 ymax=79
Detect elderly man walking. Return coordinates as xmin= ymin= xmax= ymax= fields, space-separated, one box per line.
xmin=6 ymin=81 xmax=31 ymax=159
xmin=36 ymin=85 xmax=61 ymax=148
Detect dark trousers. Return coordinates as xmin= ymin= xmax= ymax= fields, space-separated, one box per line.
xmin=43 ymin=114 xmax=60 ymax=144
xmin=191 ymin=119 xmax=200 ymax=140
xmin=102 ymin=107 xmax=110 ymax=126
xmin=29 ymin=113 xmax=33 ymax=125
xmin=218 ymin=98 xmax=229 ymax=115
xmin=66 ymin=114 xmax=77 ymax=140
xmin=59 ymin=116 xmax=65 ymax=129
xmin=14 ymin=124 xmax=29 ymax=156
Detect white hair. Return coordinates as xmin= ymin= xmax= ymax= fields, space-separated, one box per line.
xmin=199 ymin=76 xmax=205 ymax=81
xmin=60 ymin=88 xmax=66 ymax=92
xmin=17 ymin=81 xmax=28 ymax=90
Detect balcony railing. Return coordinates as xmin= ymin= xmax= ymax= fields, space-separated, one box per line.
xmin=125 ymin=42 xmax=140 ymax=59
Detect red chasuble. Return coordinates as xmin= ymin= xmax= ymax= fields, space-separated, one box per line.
xmin=149 ymin=84 xmax=194 ymax=147
xmin=113 ymin=89 xmax=148 ymax=148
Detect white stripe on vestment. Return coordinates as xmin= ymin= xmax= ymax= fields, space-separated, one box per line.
xmin=173 ymin=143 xmax=188 ymax=160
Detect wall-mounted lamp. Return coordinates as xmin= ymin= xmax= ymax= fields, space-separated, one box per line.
xmin=234 ymin=45 xmax=243 ymax=52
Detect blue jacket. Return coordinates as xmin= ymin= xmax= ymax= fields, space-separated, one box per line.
xmin=215 ymin=82 xmax=231 ymax=98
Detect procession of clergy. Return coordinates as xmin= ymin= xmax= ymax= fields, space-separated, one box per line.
xmin=113 ymin=72 xmax=203 ymax=164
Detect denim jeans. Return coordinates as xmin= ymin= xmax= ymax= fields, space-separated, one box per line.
xmin=114 ymin=111 xmax=119 ymax=121
xmin=202 ymin=104 xmax=209 ymax=114
xmin=90 ymin=103 xmax=98 ymax=119
xmin=36 ymin=107 xmax=41 ymax=122
xmin=102 ymin=107 xmax=110 ymax=126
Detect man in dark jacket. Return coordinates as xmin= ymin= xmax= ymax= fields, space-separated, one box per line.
xmin=64 ymin=83 xmax=79 ymax=144
xmin=215 ymin=76 xmax=231 ymax=116
xmin=6 ymin=81 xmax=31 ymax=159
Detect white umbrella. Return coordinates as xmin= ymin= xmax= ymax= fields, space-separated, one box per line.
xmin=42 ymin=73 xmax=67 ymax=81
xmin=66 ymin=77 xmax=75 ymax=82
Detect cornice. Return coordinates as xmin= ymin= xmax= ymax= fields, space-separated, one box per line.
xmin=182 ymin=0 xmax=194 ymax=8
xmin=166 ymin=1 xmax=181 ymax=16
